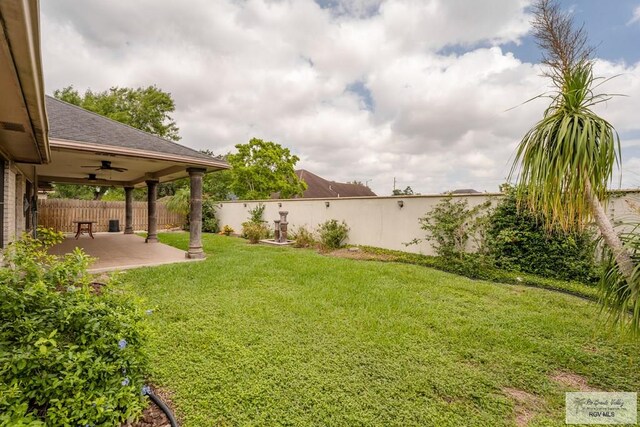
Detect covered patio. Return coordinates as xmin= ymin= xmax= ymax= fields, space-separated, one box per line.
xmin=27 ymin=96 xmax=228 ymax=264
xmin=49 ymin=232 xmax=201 ymax=273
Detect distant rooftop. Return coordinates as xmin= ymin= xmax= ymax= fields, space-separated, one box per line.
xmin=293 ymin=169 xmax=377 ymax=198
xmin=449 ymin=189 xmax=481 ymax=194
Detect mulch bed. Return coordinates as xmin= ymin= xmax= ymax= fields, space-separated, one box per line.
xmin=123 ymin=387 xmax=178 ymax=427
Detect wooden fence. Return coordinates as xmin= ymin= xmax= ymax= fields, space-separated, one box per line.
xmin=38 ymin=199 xmax=185 ymax=233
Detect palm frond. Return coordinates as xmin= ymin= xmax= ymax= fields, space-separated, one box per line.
xmin=509 ymin=63 xmax=621 ymax=232
xmin=599 ymin=226 xmax=640 ymax=333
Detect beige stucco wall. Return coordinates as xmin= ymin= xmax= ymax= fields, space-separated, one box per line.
xmin=216 ymin=191 xmax=640 ymax=255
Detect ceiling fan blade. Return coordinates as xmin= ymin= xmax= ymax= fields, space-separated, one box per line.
xmin=81 ymin=165 xmax=99 ymax=168
xmin=111 ymin=167 xmax=128 ymax=172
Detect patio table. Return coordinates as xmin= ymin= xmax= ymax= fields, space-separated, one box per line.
xmin=73 ymin=220 xmax=96 ymax=239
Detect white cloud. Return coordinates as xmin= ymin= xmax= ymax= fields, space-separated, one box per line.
xmin=40 ymin=0 xmax=640 ymax=195
xmin=628 ymin=5 xmax=640 ymax=25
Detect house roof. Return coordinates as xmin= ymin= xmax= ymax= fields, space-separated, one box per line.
xmin=295 ymin=169 xmax=377 ymax=198
xmin=46 ymin=96 xmax=222 ymax=164
xmin=449 ymin=189 xmax=481 ymax=194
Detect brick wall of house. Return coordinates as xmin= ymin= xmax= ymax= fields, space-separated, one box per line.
xmin=2 ymin=161 xmax=16 ymax=247
xmin=15 ymin=171 xmax=24 ymax=237
xmin=2 ymin=161 xmax=27 ymax=248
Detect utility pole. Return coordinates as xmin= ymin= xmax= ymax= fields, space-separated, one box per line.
xmin=393 ymin=177 xmax=396 ymax=191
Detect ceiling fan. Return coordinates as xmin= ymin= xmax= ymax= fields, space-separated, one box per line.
xmin=81 ymin=160 xmax=128 ymax=172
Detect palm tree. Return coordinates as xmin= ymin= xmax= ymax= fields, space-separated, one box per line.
xmin=510 ymin=0 xmax=639 ymax=331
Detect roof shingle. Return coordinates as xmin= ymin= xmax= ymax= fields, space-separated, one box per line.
xmin=294 ymin=169 xmax=377 ymax=198
xmin=45 ymin=95 xmax=218 ymax=162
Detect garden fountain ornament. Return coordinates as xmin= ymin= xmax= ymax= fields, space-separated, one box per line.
xmin=274 ymin=211 xmax=289 ymax=243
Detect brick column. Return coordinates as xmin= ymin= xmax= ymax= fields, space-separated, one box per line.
xmin=124 ymin=186 xmax=134 ymax=234
xmin=186 ymin=168 xmax=206 ymax=259
xmin=145 ymin=180 xmax=158 ymax=243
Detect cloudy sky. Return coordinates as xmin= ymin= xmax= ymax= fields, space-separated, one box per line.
xmin=40 ymin=0 xmax=640 ymax=195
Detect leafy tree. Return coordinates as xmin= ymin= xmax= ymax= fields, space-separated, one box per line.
xmin=227 ymin=138 xmax=306 ymax=200
xmin=54 ymin=85 xmax=180 ymax=140
xmin=392 ymin=186 xmax=414 ymax=196
xmin=203 ymin=170 xmax=233 ymax=201
xmin=51 ymin=85 xmax=181 ymax=200
xmin=510 ymin=0 xmax=639 ymax=331
xmin=48 ymin=184 xmax=96 ymax=200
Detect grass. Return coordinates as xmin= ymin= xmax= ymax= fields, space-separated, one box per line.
xmin=122 ymin=233 xmax=640 ymax=426
xmin=356 ymin=246 xmax=601 ymax=301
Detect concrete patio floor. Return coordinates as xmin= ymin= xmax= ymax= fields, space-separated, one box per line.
xmin=49 ymin=233 xmax=203 ymax=273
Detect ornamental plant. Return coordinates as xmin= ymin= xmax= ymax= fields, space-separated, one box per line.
xmin=0 ymin=229 xmax=148 ymax=426
xmin=317 ymin=220 xmax=349 ymax=250
xmin=220 ymin=225 xmax=235 ymax=236
xmin=410 ymin=196 xmax=490 ymax=259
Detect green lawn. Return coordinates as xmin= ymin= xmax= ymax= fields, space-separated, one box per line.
xmin=123 ymin=233 xmax=640 ymax=426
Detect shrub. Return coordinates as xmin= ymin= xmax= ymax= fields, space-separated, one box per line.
xmin=242 ymin=222 xmax=269 ymax=244
xmin=485 ymin=187 xmax=598 ymax=283
xmin=409 ymin=196 xmax=491 ymax=259
xmin=291 ymin=226 xmax=316 ymax=248
xmin=0 ymin=229 xmax=148 ymax=426
xmin=248 ymin=203 xmax=266 ymax=224
xmin=220 ymin=225 xmax=234 ymax=236
xmin=317 ymin=220 xmax=349 ymax=250
xmin=202 ymin=199 xmax=219 ymax=233
xmin=166 ymin=187 xmax=190 ymax=230
xmin=167 ymin=188 xmax=219 ymax=233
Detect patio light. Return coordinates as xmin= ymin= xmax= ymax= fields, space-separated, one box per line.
xmin=397 ymin=200 xmax=404 ymax=208
xmin=325 ymin=201 xmax=330 ymax=208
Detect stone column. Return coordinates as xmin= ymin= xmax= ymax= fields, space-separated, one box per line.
xmin=124 ymin=186 xmax=134 ymax=234
xmin=145 ymin=180 xmax=159 ymax=243
xmin=187 ymin=168 xmax=206 ymax=259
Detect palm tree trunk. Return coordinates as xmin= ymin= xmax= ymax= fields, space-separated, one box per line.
xmin=584 ymin=180 xmax=635 ymax=283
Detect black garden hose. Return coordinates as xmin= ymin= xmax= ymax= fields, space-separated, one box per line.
xmin=142 ymin=385 xmax=179 ymax=427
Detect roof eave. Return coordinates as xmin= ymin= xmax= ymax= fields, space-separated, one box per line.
xmin=49 ymin=138 xmax=230 ymax=170
xmin=1 ymin=0 xmax=50 ymax=163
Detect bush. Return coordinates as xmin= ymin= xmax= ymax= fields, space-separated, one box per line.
xmin=318 ymin=220 xmax=349 ymax=250
xmin=410 ymin=196 xmax=490 ymax=258
xmin=220 ymin=225 xmax=234 ymax=236
xmin=0 ymin=229 xmax=148 ymax=426
xmin=485 ymin=187 xmax=598 ymax=283
xmin=167 ymin=188 xmax=220 ymax=233
xmin=202 ymin=199 xmax=219 ymax=233
xmin=291 ymin=226 xmax=316 ymax=248
xmin=242 ymin=222 xmax=269 ymax=244
xmin=248 ymin=203 xmax=266 ymax=224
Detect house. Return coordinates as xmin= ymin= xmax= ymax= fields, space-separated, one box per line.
xmin=449 ymin=189 xmax=481 ymax=194
xmin=0 ymin=0 xmax=228 ymax=258
xmin=294 ymin=169 xmax=376 ymax=198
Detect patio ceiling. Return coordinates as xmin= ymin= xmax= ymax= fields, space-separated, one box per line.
xmin=37 ymin=141 xmax=227 ymax=188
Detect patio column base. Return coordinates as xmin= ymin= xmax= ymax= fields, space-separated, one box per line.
xmin=186 ymin=248 xmax=205 ymax=259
